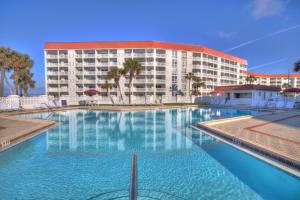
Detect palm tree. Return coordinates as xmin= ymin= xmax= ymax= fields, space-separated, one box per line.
xmin=123 ymin=58 xmax=142 ymax=104
xmin=17 ymin=55 xmax=34 ymax=96
xmin=191 ymin=77 xmax=205 ymax=96
xmin=8 ymin=51 xmax=26 ymax=95
xmin=101 ymin=79 xmax=114 ymax=104
xmin=245 ymin=75 xmax=257 ymax=84
xmin=108 ymin=67 xmax=125 ymax=104
xmin=0 ymin=47 xmax=13 ymax=96
xmin=294 ymin=60 xmax=300 ymax=72
xmin=185 ymin=72 xmax=196 ymax=97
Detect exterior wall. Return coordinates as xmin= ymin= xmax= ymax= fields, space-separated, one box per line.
xmin=44 ymin=41 xmax=247 ymax=101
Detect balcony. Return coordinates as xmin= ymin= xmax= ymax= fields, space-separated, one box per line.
xmin=156 ymin=62 xmax=166 ymax=67
xmin=109 ymin=62 xmax=118 ymax=66
xmin=156 ymin=88 xmax=166 ymax=92
xmin=76 ymin=62 xmax=83 ymax=67
xmin=97 ymin=54 xmax=108 ymax=58
xmin=193 ymin=57 xmax=201 ymax=61
xmin=83 ymin=54 xmax=95 ymax=58
xmin=47 ymin=55 xmax=58 ymax=59
xmin=47 ymin=63 xmax=58 ymax=67
xmin=156 ymin=54 xmax=166 ymax=58
xmin=83 ymin=71 xmax=96 ymax=76
xmin=60 ymin=80 xmax=68 ymax=84
xmin=60 ymin=71 xmax=68 ymax=76
xmin=156 ymin=71 xmax=165 ymax=75
xmin=47 ymin=80 xmax=59 ymax=84
xmin=84 ymin=80 xmax=96 ymax=84
xmin=156 ymin=79 xmax=165 ymax=83
xmin=60 ymin=87 xmax=68 ymax=92
xmin=83 ymin=63 xmax=95 ymax=67
xmin=47 ymin=71 xmax=59 ymax=76
xmin=133 ymin=53 xmax=145 ymax=57
xmin=109 ymin=54 xmax=118 ymax=58
xmin=59 ymin=63 xmax=68 ymax=67
xmin=97 ymin=71 xmax=108 ymax=76
xmin=48 ymin=88 xmax=59 ymax=92
xmin=75 ymin=54 xmax=82 ymax=58
xmin=59 ymin=54 xmax=68 ymax=59
xmin=97 ymin=62 xmax=109 ymax=67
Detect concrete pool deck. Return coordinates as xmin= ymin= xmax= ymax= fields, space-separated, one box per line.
xmin=197 ymin=111 xmax=300 ymax=173
xmin=0 ymin=115 xmax=56 ymax=152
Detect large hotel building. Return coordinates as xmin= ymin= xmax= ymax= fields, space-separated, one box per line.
xmin=44 ymin=41 xmax=247 ymax=99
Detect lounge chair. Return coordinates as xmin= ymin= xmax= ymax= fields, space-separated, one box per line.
xmin=10 ymin=102 xmax=23 ymax=111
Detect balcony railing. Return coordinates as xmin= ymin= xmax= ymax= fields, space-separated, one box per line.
xmin=60 ymin=80 xmax=68 ymax=84
xmin=47 ymin=71 xmax=59 ymax=76
xmin=156 ymin=71 xmax=165 ymax=75
xmin=97 ymin=54 xmax=108 ymax=58
xmin=156 ymin=62 xmax=165 ymax=67
xmin=83 ymin=54 xmax=95 ymax=58
xmin=83 ymin=63 xmax=96 ymax=67
xmin=59 ymin=54 xmax=68 ymax=59
xmin=47 ymin=80 xmax=59 ymax=84
xmin=47 ymin=55 xmax=58 ymax=59
xmin=156 ymin=54 xmax=166 ymax=58
xmin=47 ymin=63 xmax=58 ymax=67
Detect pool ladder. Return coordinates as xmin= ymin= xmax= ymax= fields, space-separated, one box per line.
xmin=130 ymin=153 xmax=138 ymax=200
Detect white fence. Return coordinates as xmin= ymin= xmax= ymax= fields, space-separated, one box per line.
xmin=0 ymin=94 xmax=195 ymax=110
xmin=0 ymin=95 xmax=54 ymax=109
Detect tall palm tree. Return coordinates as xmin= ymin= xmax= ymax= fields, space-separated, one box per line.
xmin=185 ymin=72 xmax=196 ymax=97
xmin=123 ymin=58 xmax=142 ymax=104
xmin=192 ymin=77 xmax=205 ymax=96
xmin=245 ymin=75 xmax=257 ymax=84
xmin=0 ymin=47 xmax=13 ymax=96
xmin=17 ymin=55 xmax=34 ymax=96
xmin=294 ymin=60 xmax=300 ymax=72
xmin=108 ymin=67 xmax=125 ymax=104
xmin=8 ymin=51 xmax=26 ymax=95
xmin=101 ymin=79 xmax=114 ymax=104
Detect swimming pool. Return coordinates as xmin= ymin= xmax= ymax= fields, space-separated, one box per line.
xmin=0 ymin=108 xmax=299 ymax=199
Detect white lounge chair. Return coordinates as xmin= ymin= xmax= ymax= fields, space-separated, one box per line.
xmin=10 ymin=102 xmax=22 ymax=111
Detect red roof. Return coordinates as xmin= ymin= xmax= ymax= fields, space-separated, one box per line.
xmin=213 ymin=84 xmax=281 ymax=92
xmin=44 ymin=40 xmax=247 ymax=64
xmin=246 ymin=72 xmax=300 ymax=78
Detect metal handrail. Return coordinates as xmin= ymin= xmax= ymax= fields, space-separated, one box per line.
xmin=130 ymin=153 xmax=138 ymax=200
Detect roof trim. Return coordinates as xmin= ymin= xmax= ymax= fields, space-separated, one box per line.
xmin=246 ymin=72 xmax=300 ymax=78
xmin=44 ymin=40 xmax=247 ymax=64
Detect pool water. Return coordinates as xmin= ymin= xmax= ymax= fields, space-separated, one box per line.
xmin=0 ymin=108 xmax=299 ymax=199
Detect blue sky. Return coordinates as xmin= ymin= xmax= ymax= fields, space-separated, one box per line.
xmin=1 ymin=0 xmax=300 ymax=93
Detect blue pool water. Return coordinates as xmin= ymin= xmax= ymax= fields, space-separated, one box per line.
xmin=0 ymin=108 xmax=299 ymax=199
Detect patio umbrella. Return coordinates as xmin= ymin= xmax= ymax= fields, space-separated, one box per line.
xmin=84 ymin=89 xmax=99 ymax=96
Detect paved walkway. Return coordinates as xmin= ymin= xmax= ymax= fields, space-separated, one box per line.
xmin=0 ymin=115 xmax=56 ymax=151
xmin=198 ymin=111 xmax=300 ymax=166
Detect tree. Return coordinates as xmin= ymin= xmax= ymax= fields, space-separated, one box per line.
xmin=245 ymin=75 xmax=257 ymax=84
xmin=191 ymin=77 xmax=205 ymax=96
xmin=0 ymin=47 xmax=13 ymax=96
xmin=8 ymin=52 xmax=25 ymax=95
xmin=17 ymin=55 xmax=34 ymax=96
xmin=123 ymin=58 xmax=142 ymax=104
xmin=185 ymin=72 xmax=196 ymax=97
xmin=108 ymin=67 xmax=125 ymax=104
xmin=101 ymin=79 xmax=114 ymax=104
xmin=294 ymin=60 xmax=300 ymax=72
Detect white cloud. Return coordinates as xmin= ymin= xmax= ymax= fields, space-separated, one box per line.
xmin=251 ymin=0 xmax=287 ymax=19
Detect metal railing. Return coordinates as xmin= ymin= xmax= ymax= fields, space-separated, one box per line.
xmin=130 ymin=153 xmax=138 ymax=200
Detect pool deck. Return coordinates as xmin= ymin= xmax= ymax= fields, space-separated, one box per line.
xmin=0 ymin=115 xmax=56 ymax=152
xmin=197 ymin=110 xmax=300 ymax=173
